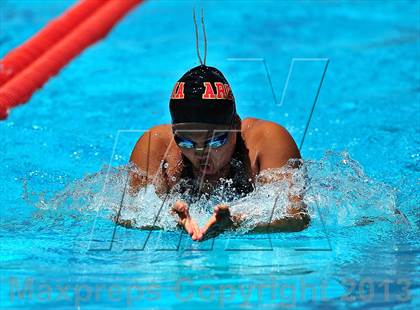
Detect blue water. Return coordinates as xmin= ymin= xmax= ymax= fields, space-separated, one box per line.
xmin=1 ymin=0 xmax=419 ymax=309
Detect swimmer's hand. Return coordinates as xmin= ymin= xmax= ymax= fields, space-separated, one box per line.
xmin=171 ymin=200 xmax=203 ymax=241
xmin=200 ymin=205 xmax=237 ymax=241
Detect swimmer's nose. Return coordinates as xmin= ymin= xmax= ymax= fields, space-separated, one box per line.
xmin=195 ymin=152 xmax=211 ymax=163
xmin=194 ymin=146 xmax=208 ymax=156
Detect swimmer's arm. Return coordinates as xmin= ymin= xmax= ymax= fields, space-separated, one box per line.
xmin=200 ymin=196 xmax=309 ymax=239
xmin=248 ymin=175 xmax=310 ymax=232
xmin=248 ymin=196 xmax=310 ymax=233
xmin=111 ymin=128 xmax=173 ymax=230
xmin=247 ymin=122 xmax=310 ymax=232
xmin=129 ymin=129 xmax=169 ymax=195
xmin=228 ymin=193 xmax=309 ymax=233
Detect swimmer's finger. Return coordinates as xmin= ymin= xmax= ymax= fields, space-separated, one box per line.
xmin=214 ymin=205 xmax=232 ymax=226
xmin=183 ymin=218 xmax=201 ymax=240
xmin=215 ymin=204 xmax=230 ymax=215
xmin=191 ymin=220 xmax=203 ymax=241
xmin=189 ymin=220 xmax=198 ymax=237
xmin=174 ymin=213 xmax=189 ymax=232
xmin=172 ymin=200 xmax=188 ymax=209
xmin=200 ymin=215 xmax=217 ymax=235
xmin=172 ymin=200 xmax=188 ymax=210
xmin=200 ymin=225 xmax=221 ymax=241
xmin=200 ymin=207 xmax=234 ymax=240
xmin=171 ymin=201 xmax=189 ymax=218
xmin=183 ymin=219 xmax=194 ymax=236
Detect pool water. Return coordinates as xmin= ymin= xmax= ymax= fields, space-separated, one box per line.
xmin=1 ymin=0 xmax=419 ymax=309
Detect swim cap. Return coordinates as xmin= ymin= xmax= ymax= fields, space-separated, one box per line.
xmin=169 ymin=65 xmax=237 ymax=125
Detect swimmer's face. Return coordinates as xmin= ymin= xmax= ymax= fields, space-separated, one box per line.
xmin=172 ymin=123 xmax=237 ymax=176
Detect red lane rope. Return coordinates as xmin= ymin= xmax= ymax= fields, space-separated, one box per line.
xmin=0 ymin=0 xmax=142 ymax=119
xmin=0 ymin=0 xmax=106 ymax=86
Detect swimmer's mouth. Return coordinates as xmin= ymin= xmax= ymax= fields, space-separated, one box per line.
xmin=199 ymin=162 xmax=212 ymax=174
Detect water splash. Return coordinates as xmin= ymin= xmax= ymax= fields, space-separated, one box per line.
xmin=25 ymin=151 xmax=407 ymax=234
xmin=303 ymin=151 xmax=401 ymax=228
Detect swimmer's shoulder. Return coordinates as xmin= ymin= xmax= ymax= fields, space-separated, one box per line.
xmin=241 ymin=117 xmax=291 ymax=142
xmin=130 ymin=124 xmax=177 ymax=170
xmin=241 ymin=117 xmax=301 ymax=164
xmin=149 ymin=124 xmax=174 ymax=144
xmin=134 ymin=124 xmax=173 ymax=147
xmin=241 ymin=117 xmax=263 ymax=133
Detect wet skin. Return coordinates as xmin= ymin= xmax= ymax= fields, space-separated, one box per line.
xmin=128 ymin=117 xmax=309 ymax=241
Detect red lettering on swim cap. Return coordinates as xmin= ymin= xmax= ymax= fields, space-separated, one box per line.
xmin=215 ymin=82 xmax=226 ymax=99
xmin=171 ymin=82 xmax=185 ymax=99
xmin=224 ymin=83 xmax=233 ymax=100
xmin=202 ymin=82 xmax=216 ymax=99
xmin=170 ymin=82 xmax=179 ymax=99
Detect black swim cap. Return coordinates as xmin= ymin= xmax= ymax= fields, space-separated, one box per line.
xmin=169 ymin=65 xmax=237 ymax=125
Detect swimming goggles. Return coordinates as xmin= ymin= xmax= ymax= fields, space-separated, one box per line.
xmin=174 ymin=132 xmax=229 ymax=149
